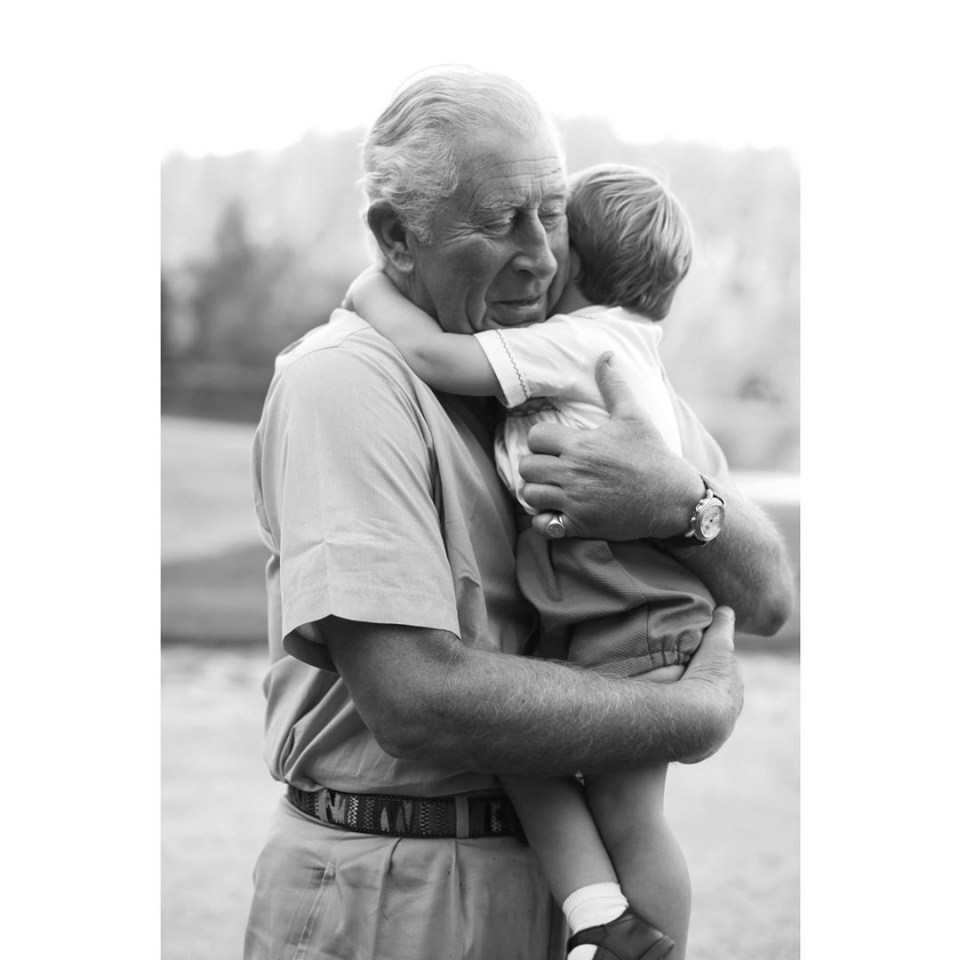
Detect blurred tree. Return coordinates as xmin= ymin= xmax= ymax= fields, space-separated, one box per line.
xmin=189 ymin=200 xmax=296 ymax=365
xmin=161 ymin=274 xmax=172 ymax=360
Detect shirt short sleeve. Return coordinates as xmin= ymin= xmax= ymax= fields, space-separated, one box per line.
xmin=474 ymin=320 xmax=587 ymax=408
xmin=254 ymin=343 xmax=462 ymax=670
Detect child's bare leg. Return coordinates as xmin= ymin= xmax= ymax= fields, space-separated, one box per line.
xmin=501 ymin=774 xmax=618 ymax=901
xmin=502 ymin=775 xmax=629 ymax=959
xmin=586 ymin=764 xmax=691 ymax=959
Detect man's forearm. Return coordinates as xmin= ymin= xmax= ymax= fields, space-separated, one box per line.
xmin=661 ymin=479 xmax=795 ymax=635
xmin=324 ymin=612 xmax=741 ymax=776
xmin=400 ymin=649 xmax=724 ymax=775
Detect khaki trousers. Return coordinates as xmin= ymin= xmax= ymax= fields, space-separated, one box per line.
xmin=244 ymin=796 xmax=566 ymax=960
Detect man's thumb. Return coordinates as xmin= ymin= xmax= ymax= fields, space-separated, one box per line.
xmin=596 ymin=352 xmax=644 ymax=420
xmin=706 ymin=606 xmax=736 ymax=648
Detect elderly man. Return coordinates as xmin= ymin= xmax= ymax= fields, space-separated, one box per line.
xmin=244 ymin=67 xmax=792 ymax=960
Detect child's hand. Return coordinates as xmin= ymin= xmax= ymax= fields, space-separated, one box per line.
xmin=342 ymin=265 xmax=384 ymax=311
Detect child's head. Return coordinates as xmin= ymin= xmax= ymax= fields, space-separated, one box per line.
xmin=566 ymin=164 xmax=692 ymax=321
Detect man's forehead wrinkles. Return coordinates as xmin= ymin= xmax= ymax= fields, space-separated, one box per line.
xmin=470 ymin=159 xmax=565 ymax=186
xmin=483 ymin=153 xmax=563 ymax=170
xmin=466 ymin=166 xmax=567 ymax=208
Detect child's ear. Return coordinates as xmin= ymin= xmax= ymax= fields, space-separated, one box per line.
xmin=367 ymin=200 xmax=416 ymax=275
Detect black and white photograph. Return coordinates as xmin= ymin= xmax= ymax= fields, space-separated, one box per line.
xmin=12 ymin=3 xmax=960 ymax=957
xmin=160 ymin=7 xmax=802 ymax=959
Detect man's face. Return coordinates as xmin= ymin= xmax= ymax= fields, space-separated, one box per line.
xmin=405 ymin=125 xmax=570 ymax=334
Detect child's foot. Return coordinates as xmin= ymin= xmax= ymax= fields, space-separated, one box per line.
xmin=567 ymin=909 xmax=674 ymax=960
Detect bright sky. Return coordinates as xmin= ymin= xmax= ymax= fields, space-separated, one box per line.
xmin=159 ymin=1 xmax=802 ymax=158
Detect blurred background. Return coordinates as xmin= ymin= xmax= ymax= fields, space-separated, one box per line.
xmin=161 ymin=10 xmax=800 ymax=960
xmin=161 ymin=122 xmax=799 ymax=467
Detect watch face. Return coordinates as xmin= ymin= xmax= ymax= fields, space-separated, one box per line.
xmin=697 ymin=502 xmax=725 ymax=540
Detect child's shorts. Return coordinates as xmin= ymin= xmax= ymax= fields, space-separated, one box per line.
xmin=515 ymin=529 xmax=715 ymax=677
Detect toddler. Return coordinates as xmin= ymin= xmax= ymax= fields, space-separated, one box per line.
xmin=348 ymin=165 xmax=719 ymax=960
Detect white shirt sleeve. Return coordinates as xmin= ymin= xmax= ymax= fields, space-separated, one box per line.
xmin=475 ymin=311 xmax=685 ymax=456
xmin=473 ymin=317 xmax=594 ymax=409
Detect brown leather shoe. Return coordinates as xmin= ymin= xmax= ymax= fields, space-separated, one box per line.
xmin=566 ymin=910 xmax=675 ymax=960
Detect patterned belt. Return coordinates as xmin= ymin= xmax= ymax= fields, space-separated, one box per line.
xmin=287 ymin=784 xmax=524 ymax=840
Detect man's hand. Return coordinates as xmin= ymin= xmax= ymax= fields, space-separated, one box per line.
xmin=522 ymin=352 xmax=703 ymax=541
xmin=676 ymin=605 xmax=743 ymax=762
xmin=522 ymin=351 xmax=795 ymax=635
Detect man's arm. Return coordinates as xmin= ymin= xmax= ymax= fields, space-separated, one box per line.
xmin=323 ymin=606 xmax=742 ymax=775
xmin=659 ymin=479 xmax=793 ymax=636
xmin=521 ymin=353 xmax=795 ymax=636
xmin=267 ymin=340 xmax=743 ymax=772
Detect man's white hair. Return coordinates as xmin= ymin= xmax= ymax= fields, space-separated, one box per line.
xmin=362 ymin=65 xmax=563 ymax=243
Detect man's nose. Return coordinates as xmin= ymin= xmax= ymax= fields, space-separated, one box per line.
xmin=512 ymin=212 xmax=558 ymax=280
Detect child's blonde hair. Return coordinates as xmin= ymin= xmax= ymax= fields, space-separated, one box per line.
xmin=566 ymin=164 xmax=693 ymax=321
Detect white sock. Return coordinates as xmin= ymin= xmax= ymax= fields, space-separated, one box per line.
xmin=562 ymin=882 xmax=629 ymax=960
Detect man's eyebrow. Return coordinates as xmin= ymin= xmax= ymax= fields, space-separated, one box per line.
xmin=473 ymin=196 xmax=514 ymax=216
xmin=474 ymin=182 xmax=568 ymax=215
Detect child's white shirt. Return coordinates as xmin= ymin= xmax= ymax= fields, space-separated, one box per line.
xmin=474 ymin=306 xmax=683 ymax=513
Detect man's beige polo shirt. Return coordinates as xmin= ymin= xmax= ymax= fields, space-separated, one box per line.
xmin=252 ymin=310 xmax=535 ymax=798
xmin=252 ymin=308 xmax=733 ymax=799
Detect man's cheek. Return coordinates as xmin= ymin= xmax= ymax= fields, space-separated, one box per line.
xmin=467 ymin=289 xmax=493 ymax=331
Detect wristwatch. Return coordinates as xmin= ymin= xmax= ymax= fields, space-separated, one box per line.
xmin=670 ymin=474 xmax=725 ymax=546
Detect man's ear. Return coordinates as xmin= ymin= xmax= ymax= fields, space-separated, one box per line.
xmin=366 ymin=200 xmax=416 ymax=274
